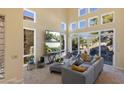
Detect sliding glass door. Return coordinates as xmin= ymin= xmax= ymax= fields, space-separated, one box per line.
xmin=89 ymin=32 xmax=99 ymax=56
xmin=79 ymin=33 xmax=89 ymax=54
xmin=70 ymin=29 xmax=114 ymax=65
xmin=79 ymin=32 xmax=99 ymax=56
xmin=71 ymin=33 xmax=79 ymax=56
xmin=100 ymin=30 xmax=114 ymax=65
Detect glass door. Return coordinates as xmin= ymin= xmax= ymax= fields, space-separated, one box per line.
xmin=71 ymin=30 xmax=114 ymax=66
xmin=79 ymin=33 xmax=89 ymax=54
xmin=71 ymin=33 xmax=79 ymax=56
xmin=100 ymin=30 xmax=114 ymax=65
xmin=79 ymin=32 xmax=99 ymax=56
xmin=89 ymin=32 xmax=99 ymax=56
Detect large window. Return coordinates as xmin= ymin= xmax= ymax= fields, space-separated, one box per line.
xmin=24 ymin=29 xmax=34 ymax=64
xmin=102 ymin=13 xmax=114 ymax=24
xmin=45 ymin=31 xmax=61 ymax=54
xmin=78 ymin=20 xmax=87 ymax=29
xmin=70 ymin=22 xmax=77 ymax=31
xmin=80 ymin=33 xmax=89 ymax=53
xmin=72 ymin=37 xmax=78 ymax=51
xmin=23 ymin=9 xmax=36 ymax=22
xmin=88 ymin=17 xmax=98 ymax=27
xmin=61 ymin=35 xmax=65 ymax=50
xmin=60 ymin=33 xmax=66 ymax=57
xmin=100 ymin=30 xmax=114 ymax=65
xmin=79 ymin=32 xmax=99 ymax=55
xmin=78 ymin=8 xmax=87 ymax=17
xmin=70 ymin=30 xmax=114 ymax=65
xmin=71 ymin=34 xmax=78 ymax=50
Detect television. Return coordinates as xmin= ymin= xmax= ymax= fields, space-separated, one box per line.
xmin=45 ymin=31 xmax=61 ymax=54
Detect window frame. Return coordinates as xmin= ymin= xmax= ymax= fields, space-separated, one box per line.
xmin=78 ymin=19 xmax=87 ymax=29
xmin=23 ymin=8 xmax=36 ymax=23
xmin=88 ymin=8 xmax=98 ymax=13
xmin=78 ymin=8 xmax=88 ymax=17
xmin=88 ymin=16 xmax=99 ymax=27
xmin=101 ymin=12 xmax=115 ymax=25
xmin=60 ymin=22 xmax=66 ymax=31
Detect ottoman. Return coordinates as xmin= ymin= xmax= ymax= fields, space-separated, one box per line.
xmin=49 ymin=62 xmax=65 ymax=73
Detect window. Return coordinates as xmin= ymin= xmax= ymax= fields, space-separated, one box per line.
xmin=24 ymin=29 xmax=34 ymax=64
xmin=60 ymin=34 xmax=66 ymax=56
xmin=79 ymin=30 xmax=115 ymax=65
xmin=45 ymin=31 xmax=61 ymax=54
xmin=102 ymin=13 xmax=114 ymax=24
xmin=88 ymin=17 xmax=98 ymax=27
xmin=89 ymin=8 xmax=98 ymax=13
xmin=79 ymin=32 xmax=99 ymax=55
xmin=78 ymin=20 xmax=87 ymax=29
xmin=60 ymin=34 xmax=66 ymax=51
xmin=23 ymin=9 xmax=36 ymax=22
xmin=70 ymin=22 xmax=77 ymax=31
xmin=78 ymin=8 xmax=87 ymax=17
xmin=71 ymin=34 xmax=79 ymax=53
xmin=60 ymin=22 xmax=66 ymax=31
xmin=100 ymin=30 xmax=114 ymax=65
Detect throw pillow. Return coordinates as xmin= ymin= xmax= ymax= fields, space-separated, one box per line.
xmin=71 ymin=64 xmax=87 ymax=72
xmin=80 ymin=53 xmax=89 ymax=62
xmin=73 ymin=60 xmax=83 ymax=66
xmin=95 ymin=56 xmax=101 ymax=61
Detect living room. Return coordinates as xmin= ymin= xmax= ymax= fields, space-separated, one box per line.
xmin=0 ymin=8 xmax=124 ymax=84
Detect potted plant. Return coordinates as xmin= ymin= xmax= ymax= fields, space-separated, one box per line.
xmin=28 ymin=55 xmax=34 ymax=64
xmin=55 ymin=57 xmax=63 ymax=63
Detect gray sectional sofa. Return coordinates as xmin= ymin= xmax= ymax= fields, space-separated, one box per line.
xmin=61 ymin=57 xmax=104 ymax=84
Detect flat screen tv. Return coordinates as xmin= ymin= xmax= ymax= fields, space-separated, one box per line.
xmin=45 ymin=31 xmax=61 ymax=54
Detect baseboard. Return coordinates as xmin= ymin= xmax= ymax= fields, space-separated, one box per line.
xmin=6 ymin=78 xmax=17 ymax=84
xmin=15 ymin=79 xmax=24 ymax=84
xmin=0 ymin=79 xmax=6 ymax=84
xmin=115 ymin=66 xmax=124 ymax=70
xmin=0 ymin=78 xmax=24 ymax=84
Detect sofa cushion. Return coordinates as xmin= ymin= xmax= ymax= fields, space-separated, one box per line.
xmin=71 ymin=65 xmax=87 ymax=72
xmin=79 ymin=63 xmax=91 ymax=68
xmin=61 ymin=57 xmax=104 ymax=84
